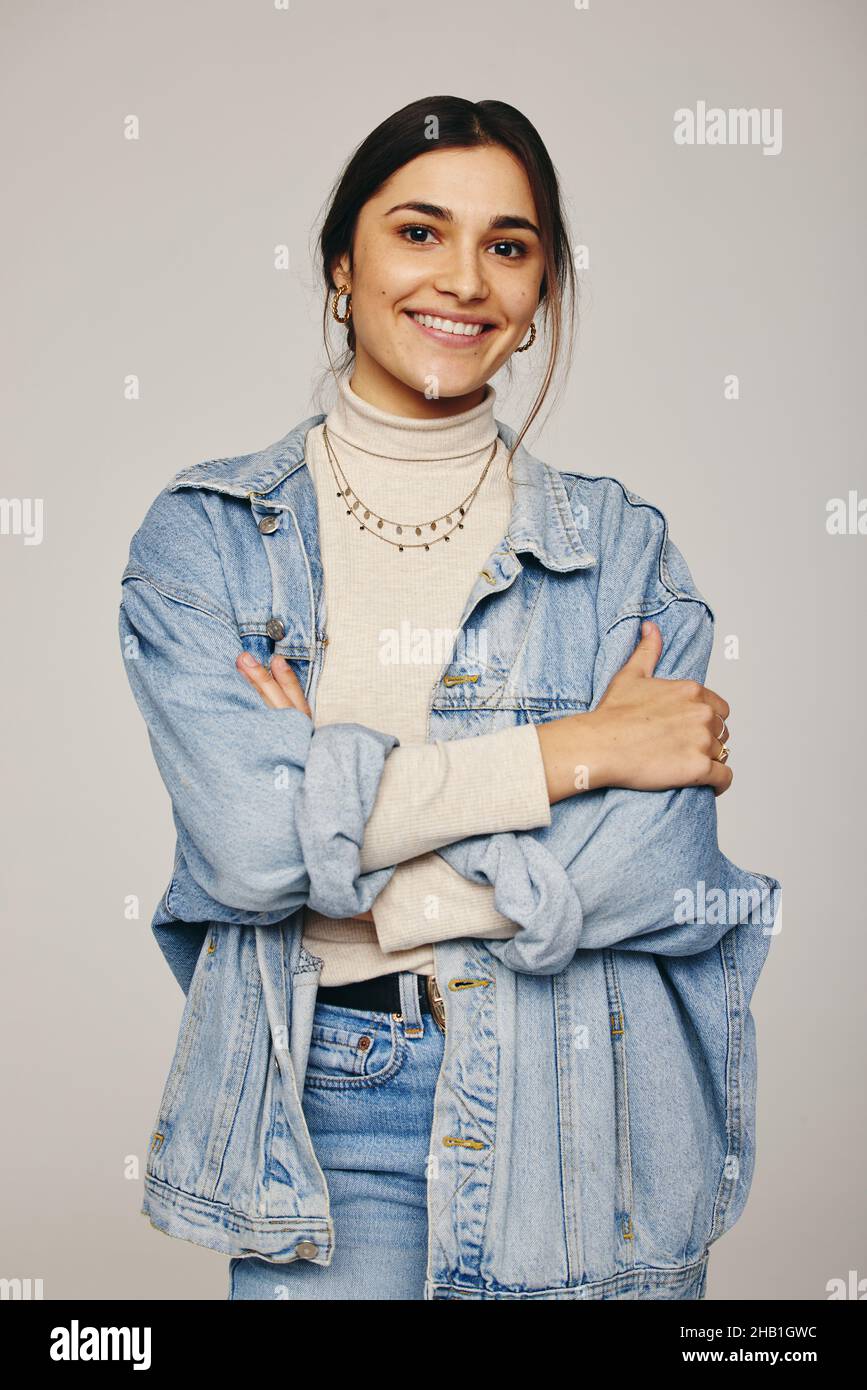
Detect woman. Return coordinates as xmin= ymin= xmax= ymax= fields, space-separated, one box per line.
xmin=120 ymin=96 xmax=778 ymax=1301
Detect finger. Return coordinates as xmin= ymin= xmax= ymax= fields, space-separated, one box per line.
xmin=620 ymin=619 xmax=663 ymax=680
xmin=269 ymin=654 xmax=312 ymax=716
xmin=698 ymin=705 xmax=729 ymax=747
xmin=235 ymin=652 xmax=293 ymax=709
xmin=698 ymin=685 xmax=730 ymax=722
xmin=706 ymin=757 xmax=733 ymax=794
xmin=710 ymin=733 xmax=731 ymax=762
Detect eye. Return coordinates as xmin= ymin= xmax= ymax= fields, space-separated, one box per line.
xmin=397 ymin=224 xmax=438 ymax=245
xmin=489 ymin=240 xmax=529 ymax=259
xmin=396 ymin=225 xmax=529 ymax=259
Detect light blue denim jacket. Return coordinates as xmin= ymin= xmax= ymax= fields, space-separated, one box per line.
xmin=119 ymin=411 xmax=781 ymax=1300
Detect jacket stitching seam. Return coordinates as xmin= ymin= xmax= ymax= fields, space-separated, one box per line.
xmin=562 ymin=473 xmax=710 ymax=614
xmin=553 ymin=972 xmax=582 ymax=1282
xmin=206 ymin=943 xmax=263 ymax=1201
xmin=544 ymin=464 xmax=586 ymax=555
xmin=494 ymin=568 xmax=550 ymax=711
xmin=601 ymin=592 xmax=714 ymax=643
xmin=280 ymin=504 xmax=318 ymax=698
xmin=605 ymin=952 xmax=637 ymax=1262
xmin=428 ymin=1250 xmax=708 ymax=1299
xmin=709 ymin=932 xmax=744 ymax=1241
xmin=121 ymin=571 xmax=238 ymax=636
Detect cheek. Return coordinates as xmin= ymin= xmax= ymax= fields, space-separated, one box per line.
xmin=508 ymin=263 xmax=544 ymax=309
xmin=364 ymin=245 xmax=423 ymax=299
xmin=356 ymin=283 xmax=407 ymax=321
xmin=512 ymin=283 xmax=537 ymax=308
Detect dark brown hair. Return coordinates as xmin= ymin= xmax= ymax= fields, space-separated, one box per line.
xmin=313 ymin=95 xmax=578 ymax=468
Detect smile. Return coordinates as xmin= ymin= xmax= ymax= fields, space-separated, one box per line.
xmin=404 ymin=310 xmax=496 ymax=345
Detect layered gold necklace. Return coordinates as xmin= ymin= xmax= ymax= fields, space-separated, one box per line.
xmin=321 ymin=424 xmax=499 ymax=552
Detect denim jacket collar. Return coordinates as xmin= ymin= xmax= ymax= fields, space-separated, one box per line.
xmin=167 ymin=412 xmax=597 ymax=574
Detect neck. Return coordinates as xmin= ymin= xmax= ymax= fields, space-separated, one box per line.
xmin=324 ymin=372 xmax=499 ymax=467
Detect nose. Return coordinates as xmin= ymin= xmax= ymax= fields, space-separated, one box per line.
xmin=432 ymin=233 xmax=491 ymax=306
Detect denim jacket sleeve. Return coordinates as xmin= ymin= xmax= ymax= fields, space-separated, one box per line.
xmin=119 ymin=486 xmax=401 ymax=920
xmin=436 ymin=549 xmax=781 ymax=975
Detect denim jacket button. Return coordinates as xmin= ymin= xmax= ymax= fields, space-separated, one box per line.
xmin=265 ymin=617 xmax=285 ymax=641
xmin=296 ymin=1241 xmax=318 ymax=1260
xmin=258 ymin=514 xmax=280 ymax=534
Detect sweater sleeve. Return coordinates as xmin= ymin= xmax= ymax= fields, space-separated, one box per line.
xmin=357 ymin=721 xmax=551 ymax=872
xmin=371 ymin=848 xmax=517 ymax=953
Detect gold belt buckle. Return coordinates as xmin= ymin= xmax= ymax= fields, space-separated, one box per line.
xmin=425 ymin=974 xmax=446 ymax=1034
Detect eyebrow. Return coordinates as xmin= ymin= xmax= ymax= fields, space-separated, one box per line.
xmin=383 ymin=200 xmax=541 ymax=239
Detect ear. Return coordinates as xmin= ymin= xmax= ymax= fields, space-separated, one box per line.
xmin=331 ymin=253 xmax=351 ymax=287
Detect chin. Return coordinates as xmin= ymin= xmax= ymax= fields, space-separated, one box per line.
xmin=403 ymin=361 xmax=487 ymax=398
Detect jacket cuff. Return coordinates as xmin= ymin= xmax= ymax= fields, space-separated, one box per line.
xmin=437 ymin=832 xmax=585 ymax=974
xmin=295 ymin=722 xmax=402 ymax=918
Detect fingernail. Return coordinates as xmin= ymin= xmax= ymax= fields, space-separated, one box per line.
xmin=239 ymin=652 xmax=257 ymax=667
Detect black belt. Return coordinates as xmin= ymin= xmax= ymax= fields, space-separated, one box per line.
xmin=317 ymin=972 xmax=431 ymax=1013
xmin=316 ymin=972 xmax=446 ymax=1031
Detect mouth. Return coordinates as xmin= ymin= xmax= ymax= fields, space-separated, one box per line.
xmin=403 ymin=309 xmax=497 ymax=346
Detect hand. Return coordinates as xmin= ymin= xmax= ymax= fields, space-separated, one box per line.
xmin=236 ymin=650 xmax=375 ymax=922
xmin=235 ymin=650 xmax=313 ymax=715
xmin=535 ymin=620 xmax=732 ymax=801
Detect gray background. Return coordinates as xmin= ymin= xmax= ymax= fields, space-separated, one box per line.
xmin=1 ymin=0 xmax=863 ymax=1300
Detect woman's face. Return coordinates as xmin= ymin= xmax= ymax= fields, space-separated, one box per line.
xmin=333 ymin=144 xmax=545 ymax=416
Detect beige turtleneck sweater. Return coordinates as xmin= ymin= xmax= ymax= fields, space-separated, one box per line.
xmin=302 ymin=375 xmax=551 ymax=984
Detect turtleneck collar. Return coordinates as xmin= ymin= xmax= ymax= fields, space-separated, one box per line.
xmin=323 ymin=374 xmax=499 ymax=467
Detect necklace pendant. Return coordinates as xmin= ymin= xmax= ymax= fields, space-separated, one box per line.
xmin=325 ymin=433 xmax=497 ymax=554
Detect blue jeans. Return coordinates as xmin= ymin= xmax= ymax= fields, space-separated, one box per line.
xmin=229 ymin=972 xmax=446 ymax=1300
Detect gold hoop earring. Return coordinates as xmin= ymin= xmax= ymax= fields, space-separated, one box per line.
xmin=515 ymin=320 xmax=536 ymax=352
xmin=331 ymin=286 xmax=352 ymax=324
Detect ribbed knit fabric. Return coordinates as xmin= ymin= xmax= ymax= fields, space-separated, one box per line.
xmin=302 ymin=375 xmax=551 ymax=984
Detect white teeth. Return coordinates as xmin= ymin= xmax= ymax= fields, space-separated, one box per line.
xmin=409 ymin=312 xmax=487 ymax=337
